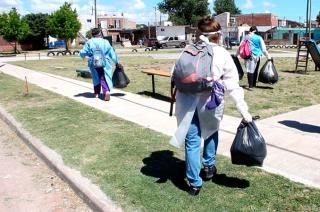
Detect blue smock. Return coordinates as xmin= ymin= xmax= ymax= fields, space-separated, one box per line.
xmin=80 ymin=37 xmax=118 ymax=91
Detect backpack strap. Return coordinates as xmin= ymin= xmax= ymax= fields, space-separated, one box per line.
xmin=169 ymin=79 xmax=177 ymax=116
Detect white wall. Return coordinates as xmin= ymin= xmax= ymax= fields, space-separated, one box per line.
xmin=215 ymin=12 xmax=230 ymax=38
xmin=238 ymin=26 xmax=250 ymax=40
xmin=156 ymin=26 xmax=186 ymax=40
xmin=79 ymin=14 xmax=95 ymax=36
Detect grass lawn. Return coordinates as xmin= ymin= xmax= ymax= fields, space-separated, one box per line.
xmin=1 ymin=73 xmax=320 ymax=211
xmin=8 ymin=55 xmax=320 ymax=119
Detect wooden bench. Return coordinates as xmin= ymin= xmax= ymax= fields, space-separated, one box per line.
xmin=76 ymin=68 xmax=91 ymax=78
xmin=141 ymin=69 xmax=171 ymax=95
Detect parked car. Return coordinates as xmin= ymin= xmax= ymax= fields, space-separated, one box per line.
xmin=143 ymin=38 xmax=161 ymax=49
xmin=158 ymin=36 xmax=188 ymax=48
xmin=229 ymin=37 xmax=240 ymax=46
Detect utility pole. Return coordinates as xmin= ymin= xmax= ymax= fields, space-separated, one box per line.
xmin=251 ymin=13 xmax=253 ymax=26
xmin=306 ymin=0 xmax=310 ymax=38
xmin=308 ymin=0 xmax=312 ymax=38
xmin=154 ymin=7 xmax=157 ymax=26
xmin=94 ymin=0 xmax=97 ymax=27
xmin=299 ymin=16 xmax=301 ymax=26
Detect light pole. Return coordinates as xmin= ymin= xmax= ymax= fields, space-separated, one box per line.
xmin=94 ymin=0 xmax=97 ymax=28
xmin=154 ymin=7 xmax=157 ymax=26
xmin=305 ymin=0 xmax=312 ymax=38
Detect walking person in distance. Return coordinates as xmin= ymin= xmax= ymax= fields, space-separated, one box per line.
xmin=237 ymin=26 xmax=271 ymax=90
xmin=80 ymin=28 xmax=119 ymax=101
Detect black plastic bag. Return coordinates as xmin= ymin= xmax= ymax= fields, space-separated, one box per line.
xmin=258 ymin=59 xmax=278 ymax=84
xmin=231 ymin=55 xmax=244 ymax=80
xmin=230 ymin=121 xmax=267 ymax=166
xmin=112 ymin=64 xmax=130 ymax=88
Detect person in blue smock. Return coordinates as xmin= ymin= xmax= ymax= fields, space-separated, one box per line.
xmin=80 ymin=28 xmax=119 ymax=101
xmin=237 ymin=26 xmax=271 ymax=90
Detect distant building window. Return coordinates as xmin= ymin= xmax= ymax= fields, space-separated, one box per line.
xmin=87 ymin=19 xmax=91 ymax=23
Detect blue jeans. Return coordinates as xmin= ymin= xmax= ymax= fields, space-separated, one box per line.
xmin=185 ymin=112 xmax=219 ymax=187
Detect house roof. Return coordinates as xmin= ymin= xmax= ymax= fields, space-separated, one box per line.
xmin=257 ymin=26 xmax=277 ymax=32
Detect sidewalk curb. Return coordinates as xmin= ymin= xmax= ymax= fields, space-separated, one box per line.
xmin=0 ymin=106 xmax=122 ymax=212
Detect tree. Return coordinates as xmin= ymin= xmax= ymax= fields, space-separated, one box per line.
xmin=136 ymin=24 xmax=147 ymax=29
xmin=85 ymin=30 xmax=92 ymax=39
xmin=47 ymin=2 xmax=81 ymax=51
xmin=0 ymin=14 xmax=7 ymax=35
xmin=317 ymin=11 xmax=320 ymax=26
xmin=158 ymin=0 xmax=209 ymax=26
xmin=213 ymin=0 xmax=241 ymax=15
xmin=0 ymin=8 xmax=29 ymax=53
xmin=22 ymin=13 xmax=49 ymax=49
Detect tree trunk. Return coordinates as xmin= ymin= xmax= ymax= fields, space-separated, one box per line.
xmin=14 ymin=41 xmax=17 ymax=54
xmin=65 ymin=39 xmax=69 ymax=51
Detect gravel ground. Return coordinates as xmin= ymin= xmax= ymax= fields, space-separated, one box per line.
xmin=0 ymin=119 xmax=92 ymax=212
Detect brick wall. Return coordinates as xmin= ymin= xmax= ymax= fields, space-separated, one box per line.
xmin=0 ymin=37 xmax=33 ymax=51
xmin=237 ymin=13 xmax=278 ymax=27
xmin=98 ymin=16 xmax=136 ymax=30
xmin=268 ymin=39 xmax=291 ymax=45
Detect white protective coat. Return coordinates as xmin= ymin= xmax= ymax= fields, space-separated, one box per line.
xmin=170 ymin=37 xmax=251 ymax=148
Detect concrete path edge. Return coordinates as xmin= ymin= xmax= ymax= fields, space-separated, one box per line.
xmin=0 ymin=106 xmax=122 ymax=212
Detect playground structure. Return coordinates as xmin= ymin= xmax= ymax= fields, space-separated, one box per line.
xmin=295 ymin=0 xmax=319 ymax=72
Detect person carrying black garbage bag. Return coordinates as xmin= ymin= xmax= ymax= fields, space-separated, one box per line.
xmin=169 ymin=17 xmax=253 ymax=196
xmin=236 ymin=26 xmax=271 ymax=90
xmin=80 ymin=28 xmax=120 ymax=101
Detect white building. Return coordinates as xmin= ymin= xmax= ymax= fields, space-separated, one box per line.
xmin=214 ymin=12 xmax=240 ymax=40
xmin=78 ymin=14 xmax=95 ymax=36
xmin=159 ymin=21 xmax=173 ymax=27
xmin=156 ymin=26 xmax=186 ymax=40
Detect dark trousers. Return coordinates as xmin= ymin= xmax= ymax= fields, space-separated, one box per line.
xmin=94 ymin=68 xmax=110 ymax=94
xmin=253 ymin=58 xmax=260 ymax=87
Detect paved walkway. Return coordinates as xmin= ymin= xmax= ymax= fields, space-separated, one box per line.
xmin=0 ymin=62 xmax=319 ymax=190
xmin=118 ymin=50 xmax=296 ymax=60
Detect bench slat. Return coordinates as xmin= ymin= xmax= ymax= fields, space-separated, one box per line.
xmin=142 ymin=70 xmax=171 ymax=77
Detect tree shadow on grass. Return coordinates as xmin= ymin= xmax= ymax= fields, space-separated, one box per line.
xmin=279 ymin=120 xmax=320 ymax=134
xmin=212 ymin=174 xmax=250 ymax=188
xmin=141 ymin=150 xmax=189 ymax=192
xmin=137 ymin=91 xmax=171 ymax=102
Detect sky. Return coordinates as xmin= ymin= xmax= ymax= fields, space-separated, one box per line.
xmin=0 ymin=0 xmax=319 ymax=24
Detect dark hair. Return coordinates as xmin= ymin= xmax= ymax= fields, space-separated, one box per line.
xmin=91 ymin=28 xmax=101 ymax=37
xmin=197 ymin=16 xmax=221 ymax=33
xmin=197 ymin=16 xmax=221 ymax=43
xmin=249 ymin=26 xmax=258 ymax=33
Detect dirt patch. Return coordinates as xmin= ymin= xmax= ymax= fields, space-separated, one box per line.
xmin=0 ymin=119 xmax=91 ymax=212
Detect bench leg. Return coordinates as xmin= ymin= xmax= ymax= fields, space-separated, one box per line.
xmin=151 ymin=75 xmax=155 ymax=95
